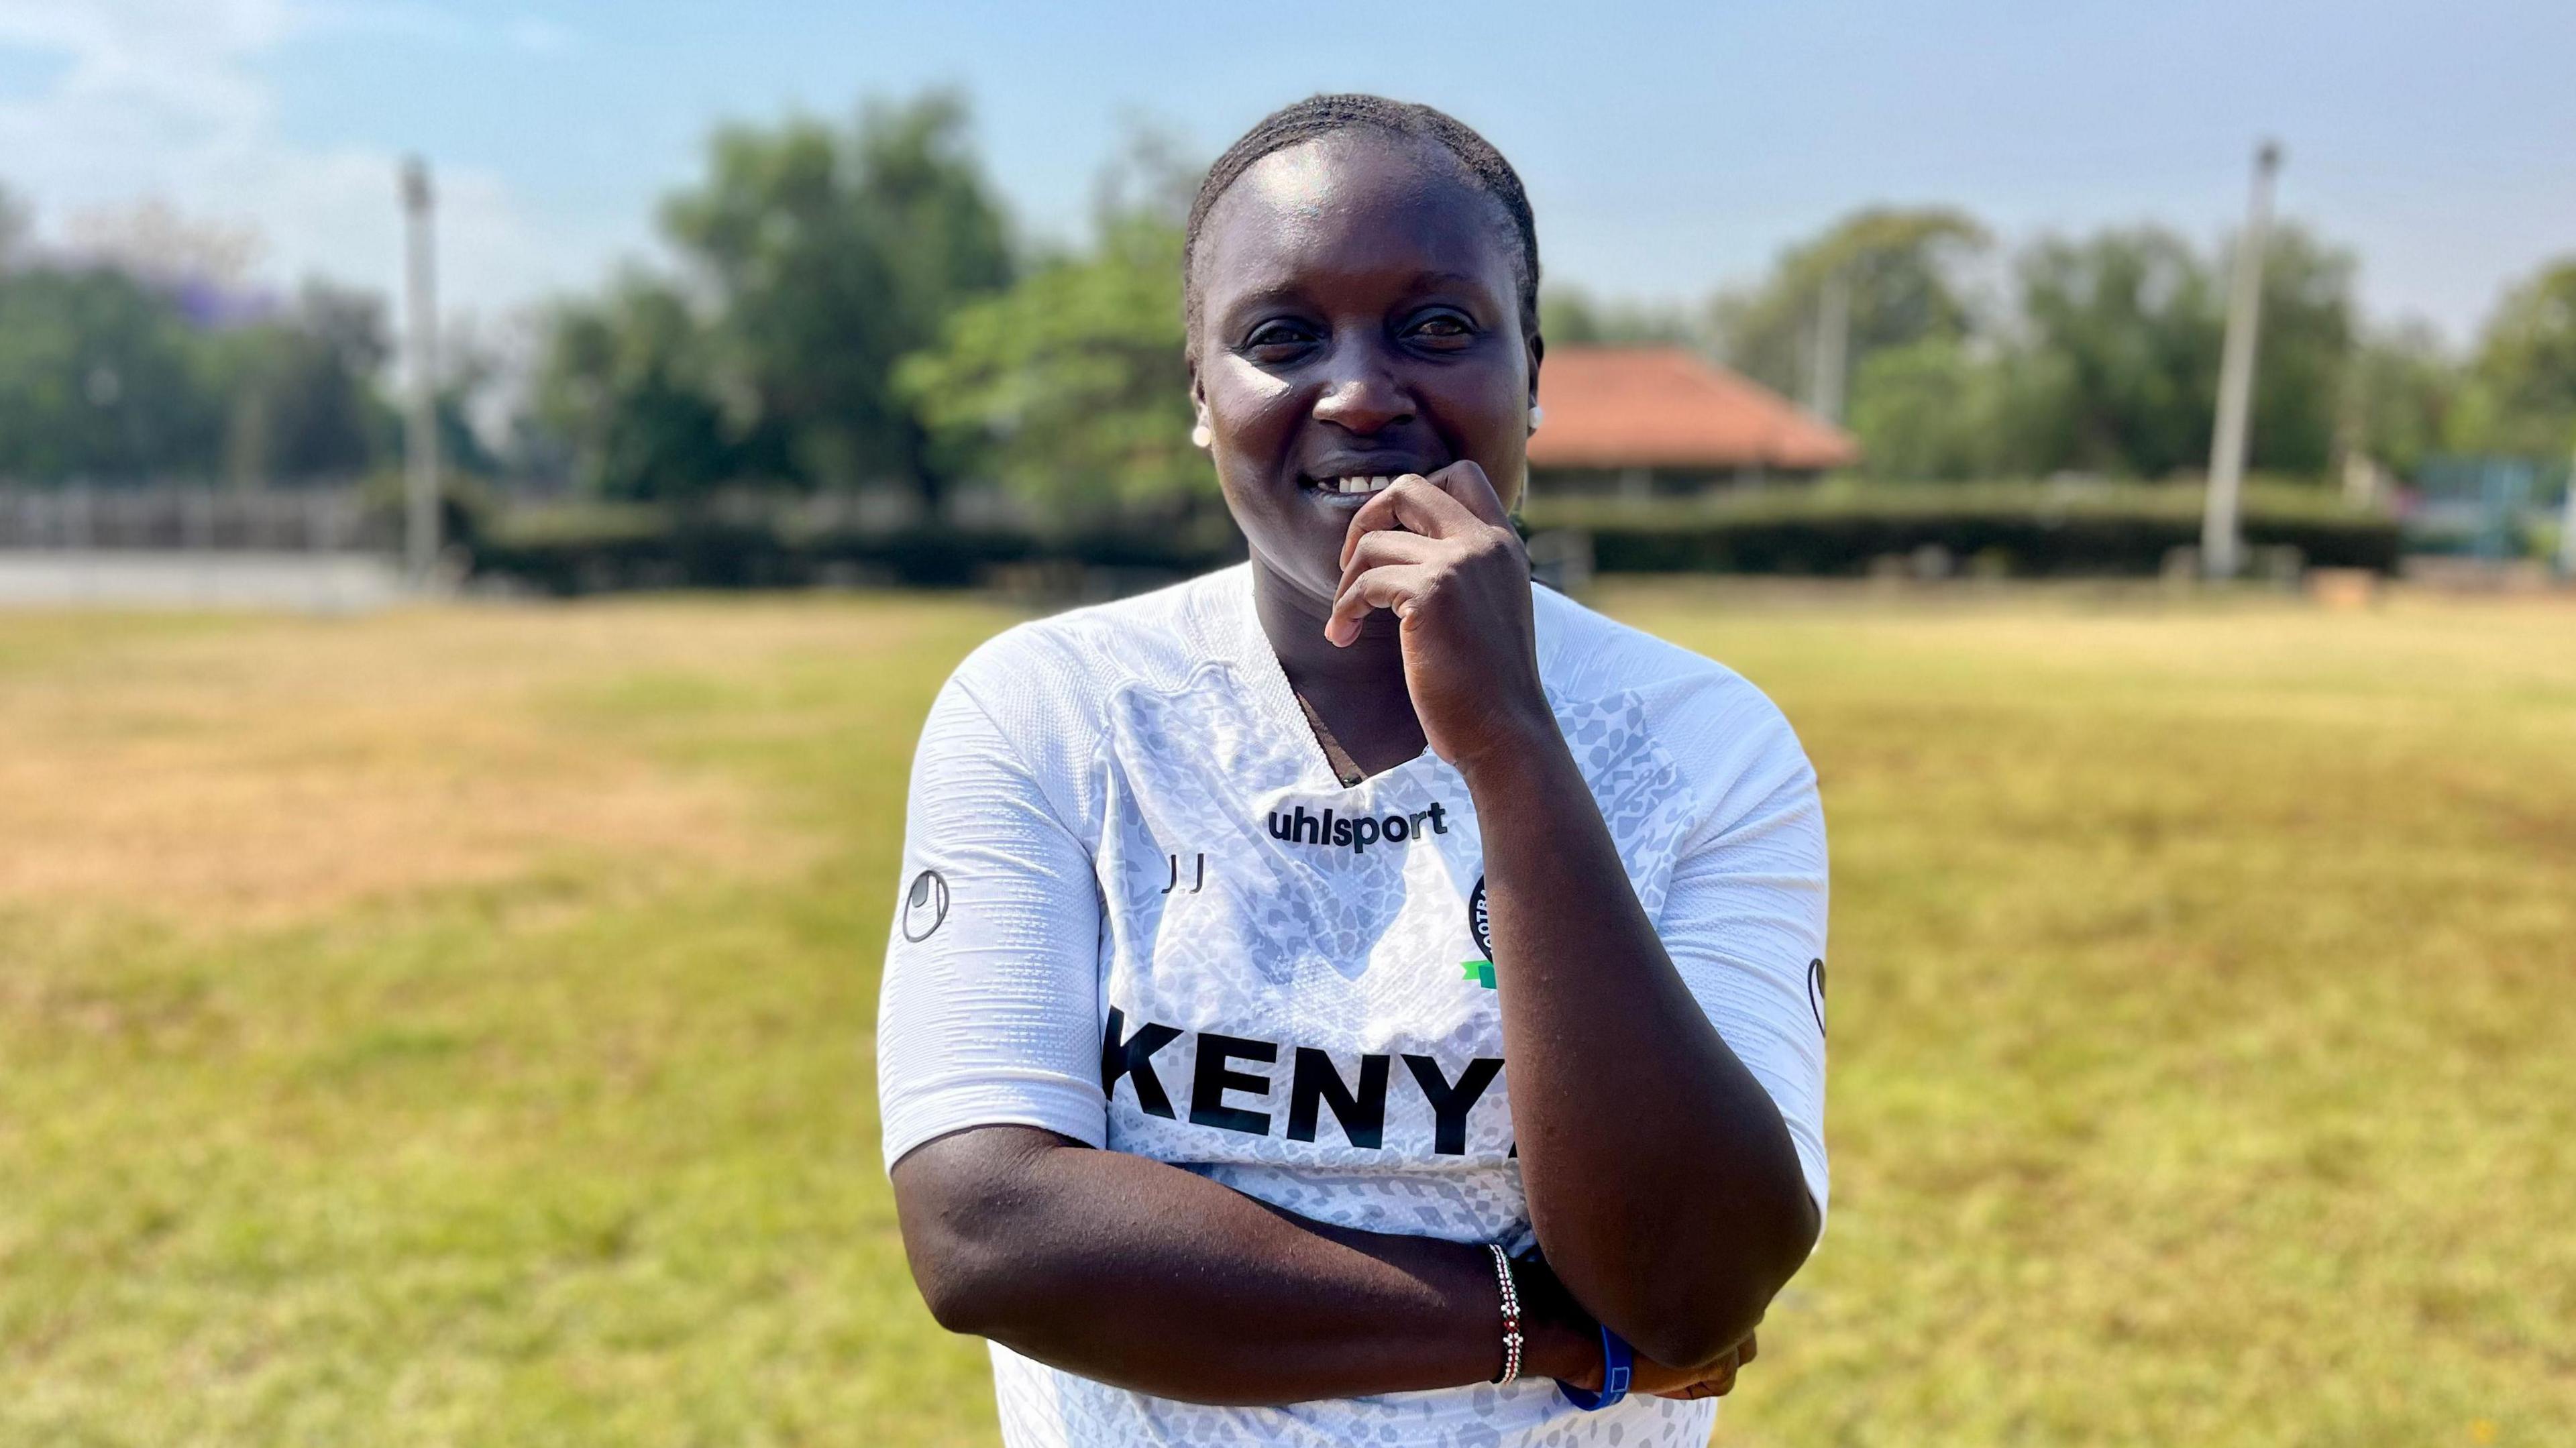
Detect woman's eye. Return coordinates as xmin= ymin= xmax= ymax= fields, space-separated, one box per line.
xmin=1244 ymin=323 xmax=1317 ymax=357
xmin=1407 ymin=313 xmax=1476 ymax=346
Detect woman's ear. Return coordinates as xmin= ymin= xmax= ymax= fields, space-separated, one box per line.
xmin=1187 ymin=368 xmax=1213 ymax=451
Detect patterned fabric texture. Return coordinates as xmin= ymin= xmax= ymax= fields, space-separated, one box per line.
xmin=876 ymin=561 xmax=1829 ymax=1447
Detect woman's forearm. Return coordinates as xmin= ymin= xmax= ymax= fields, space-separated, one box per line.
xmin=890 ymin=1124 xmax=1600 ymax=1406
xmin=1458 ymin=724 xmax=1819 ymax=1368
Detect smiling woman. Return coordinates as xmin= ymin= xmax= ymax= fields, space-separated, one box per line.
xmin=876 ymin=94 xmax=1829 ymax=1447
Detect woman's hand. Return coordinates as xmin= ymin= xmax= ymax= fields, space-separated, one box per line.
xmin=1519 ymin=1253 xmax=1761 ymax=1402
xmin=1326 ymin=461 xmax=1550 ymax=771
xmin=1639 ymin=1331 xmax=1756 ymax=1401
xmin=1536 ymin=1324 xmax=1758 ymax=1401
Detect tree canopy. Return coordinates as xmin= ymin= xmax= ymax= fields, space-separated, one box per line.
xmin=2468 ymin=259 xmax=2576 ymax=456
xmin=535 ymin=90 xmax=1014 ymax=508
xmin=1835 ymin=221 xmax=2357 ymax=481
xmin=1710 ymin=207 xmax=1992 ymax=406
xmin=0 ymin=262 xmax=405 ymax=485
xmin=900 ymin=212 xmax=1202 ymax=517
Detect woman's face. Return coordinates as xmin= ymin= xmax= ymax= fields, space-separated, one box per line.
xmin=1189 ymin=133 xmax=1539 ymax=609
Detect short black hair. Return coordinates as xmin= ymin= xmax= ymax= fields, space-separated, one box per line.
xmin=1183 ymin=94 xmax=1540 ymax=354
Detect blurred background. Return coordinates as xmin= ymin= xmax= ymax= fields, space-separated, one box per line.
xmin=1 ymin=2 xmax=2569 ymax=1443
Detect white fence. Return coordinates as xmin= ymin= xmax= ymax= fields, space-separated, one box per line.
xmin=0 ymin=484 xmax=386 ymax=553
xmin=0 ymin=485 xmax=402 ymax=609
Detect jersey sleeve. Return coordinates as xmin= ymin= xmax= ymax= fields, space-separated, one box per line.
xmin=875 ymin=661 xmax=1108 ymax=1174
xmin=1655 ymin=685 xmax=1832 ymax=1227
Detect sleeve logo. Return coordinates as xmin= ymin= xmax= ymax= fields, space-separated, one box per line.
xmin=901 ymin=868 xmax=950 ymax=942
xmin=1461 ymin=877 xmax=1496 ymax=989
xmin=1807 ymin=957 xmax=1827 ymax=1036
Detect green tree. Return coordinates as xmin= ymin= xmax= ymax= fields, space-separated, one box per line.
xmin=205 ymin=283 xmax=394 ymax=482
xmin=1848 ymin=337 xmax=2007 ymax=480
xmin=0 ymin=265 xmax=223 ymax=480
xmin=535 ymin=275 xmax=744 ymax=502
xmin=2238 ymin=224 xmax=2357 ymax=476
xmin=2011 ymin=226 xmax=2219 ymax=478
xmin=660 ymin=89 xmax=1014 ymax=506
xmin=896 ymin=130 xmax=1222 ymax=522
xmin=0 ymin=184 xmax=28 ymax=270
xmin=2341 ymin=322 xmax=2461 ymax=480
xmin=900 ymin=210 xmax=1202 ymax=518
xmin=1540 ymin=286 xmax=1703 ymax=347
xmin=1710 ymin=207 xmax=1991 ymax=402
xmin=2468 ymin=257 xmax=2576 ymax=455
xmin=2009 ymin=223 xmax=2355 ymax=480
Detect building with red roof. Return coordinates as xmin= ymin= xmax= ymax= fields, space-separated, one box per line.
xmin=1527 ymin=345 xmax=1860 ymax=496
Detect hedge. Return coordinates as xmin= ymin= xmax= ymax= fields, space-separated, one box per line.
xmin=464 ymin=482 xmax=2402 ymax=593
xmin=1519 ymin=483 xmax=2401 ymax=577
xmin=468 ymin=517 xmax=1240 ymax=594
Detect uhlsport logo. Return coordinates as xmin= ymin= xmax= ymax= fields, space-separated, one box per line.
xmin=1267 ymin=800 xmax=1450 ymax=856
xmin=901 ymin=868 xmax=949 ymax=942
xmin=1462 ymin=877 xmax=1495 ymax=989
xmin=1807 ymin=957 xmax=1827 ymax=1036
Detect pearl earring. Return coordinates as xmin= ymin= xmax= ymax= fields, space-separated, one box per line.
xmin=1527 ymin=404 xmax=1545 ymax=433
xmin=1191 ymin=421 xmax=1213 ymax=449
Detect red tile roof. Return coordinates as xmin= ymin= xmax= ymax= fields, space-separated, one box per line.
xmin=1527 ymin=346 xmax=1860 ymax=472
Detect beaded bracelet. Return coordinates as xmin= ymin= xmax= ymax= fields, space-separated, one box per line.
xmin=1485 ymin=1243 xmax=1523 ymax=1384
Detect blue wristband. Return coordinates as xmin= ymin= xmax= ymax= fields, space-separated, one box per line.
xmin=1556 ymin=1324 xmax=1631 ymax=1411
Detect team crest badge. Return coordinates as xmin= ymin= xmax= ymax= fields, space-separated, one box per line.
xmin=1461 ymin=877 xmax=1495 ymax=989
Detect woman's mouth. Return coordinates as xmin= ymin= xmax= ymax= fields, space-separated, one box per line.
xmin=1302 ymin=474 xmax=1400 ymax=497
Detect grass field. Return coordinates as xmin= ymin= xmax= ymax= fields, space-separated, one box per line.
xmin=2 ymin=581 xmax=2571 ymax=1446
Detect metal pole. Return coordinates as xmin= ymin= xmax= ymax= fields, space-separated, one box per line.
xmin=2203 ymin=141 xmax=2280 ymax=580
xmin=400 ymin=157 xmax=441 ymax=589
xmin=1811 ymin=268 xmax=1850 ymax=425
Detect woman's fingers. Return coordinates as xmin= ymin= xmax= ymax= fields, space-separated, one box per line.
xmin=1424 ymin=459 xmax=1515 ymax=531
xmin=1324 ymin=532 xmax=1443 ymax=642
xmin=1324 ymin=562 xmax=1439 ymax=647
xmin=1643 ymin=1335 xmax=1752 ymax=1400
xmin=1338 ymin=525 xmax=1442 ymax=579
xmin=1337 ymin=474 xmax=1482 ymax=569
xmin=1652 ymin=1362 xmax=1735 ymax=1400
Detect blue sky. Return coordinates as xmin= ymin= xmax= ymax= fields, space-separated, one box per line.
xmin=1 ymin=0 xmax=2569 ymax=351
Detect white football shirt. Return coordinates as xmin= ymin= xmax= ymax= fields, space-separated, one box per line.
xmin=877 ymin=560 xmax=1829 ymax=1447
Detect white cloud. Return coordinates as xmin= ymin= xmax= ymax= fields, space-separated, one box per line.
xmin=0 ymin=0 xmax=580 ymax=351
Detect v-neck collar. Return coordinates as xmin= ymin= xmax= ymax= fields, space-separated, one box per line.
xmin=1218 ymin=563 xmax=1441 ymax=795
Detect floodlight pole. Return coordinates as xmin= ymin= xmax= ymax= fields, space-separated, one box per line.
xmin=2203 ymin=140 xmax=2280 ymax=581
xmin=400 ymin=156 xmax=441 ymax=590
xmin=1811 ymin=268 xmax=1850 ymax=425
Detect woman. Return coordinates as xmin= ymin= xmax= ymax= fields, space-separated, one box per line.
xmin=876 ymin=94 xmax=1828 ymax=1446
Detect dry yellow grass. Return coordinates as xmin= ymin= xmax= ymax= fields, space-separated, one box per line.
xmin=0 ymin=602 xmax=951 ymax=928
xmin=0 ymin=581 xmax=2568 ymax=1447
xmin=1597 ymin=581 xmax=2576 ymax=1446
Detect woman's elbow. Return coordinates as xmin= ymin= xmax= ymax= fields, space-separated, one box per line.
xmin=889 ymin=1129 xmax=1063 ymax=1337
xmin=911 ymin=1241 xmax=1010 ymax=1336
xmin=1625 ymin=1286 xmax=1771 ymax=1372
xmin=1627 ymin=1188 xmax=1821 ymax=1370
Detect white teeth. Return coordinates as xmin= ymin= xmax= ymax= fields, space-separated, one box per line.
xmin=1326 ymin=475 xmax=1397 ymax=495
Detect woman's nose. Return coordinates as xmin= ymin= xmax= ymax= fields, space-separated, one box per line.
xmin=1309 ymin=347 xmax=1415 ymax=435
